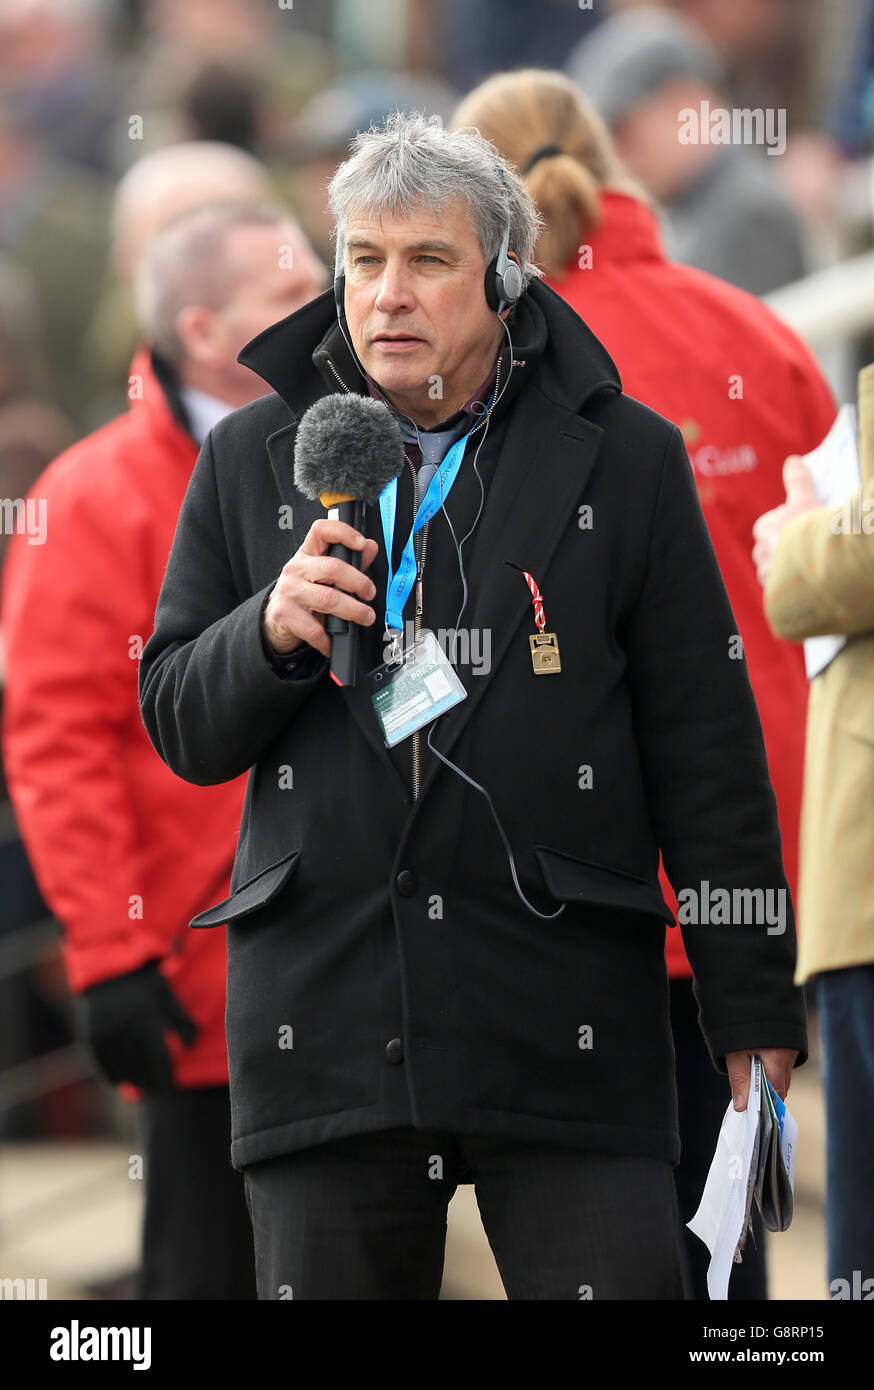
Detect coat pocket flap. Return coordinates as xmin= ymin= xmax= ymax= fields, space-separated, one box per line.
xmin=189 ymin=850 xmax=301 ymax=929
xmin=534 ymin=846 xmax=676 ymax=925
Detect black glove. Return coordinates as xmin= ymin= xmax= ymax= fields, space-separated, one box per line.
xmin=74 ymin=959 xmax=198 ymax=1091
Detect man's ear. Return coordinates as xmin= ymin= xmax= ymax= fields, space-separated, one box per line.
xmin=176 ymin=304 xmax=224 ymax=368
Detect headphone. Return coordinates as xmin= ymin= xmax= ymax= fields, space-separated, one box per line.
xmin=487 ymin=164 xmax=524 ymax=314
xmin=484 ymin=206 xmax=524 ymax=315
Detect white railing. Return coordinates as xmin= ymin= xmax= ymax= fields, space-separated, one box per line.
xmin=764 ymin=250 xmax=874 ymax=347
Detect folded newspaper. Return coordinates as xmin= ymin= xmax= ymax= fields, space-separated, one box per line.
xmin=687 ymin=1054 xmax=797 ymax=1300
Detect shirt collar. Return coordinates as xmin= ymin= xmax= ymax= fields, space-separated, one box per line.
xmin=177 ymin=384 xmax=237 ymax=445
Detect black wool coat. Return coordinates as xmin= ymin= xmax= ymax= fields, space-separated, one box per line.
xmin=139 ymin=281 xmax=807 ymax=1170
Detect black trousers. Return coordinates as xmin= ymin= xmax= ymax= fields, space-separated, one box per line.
xmin=243 ymin=1127 xmax=684 ymax=1300
xmin=137 ymin=1085 xmax=256 ymax=1300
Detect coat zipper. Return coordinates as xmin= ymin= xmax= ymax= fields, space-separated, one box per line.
xmin=325 ymin=353 xmax=503 ymax=801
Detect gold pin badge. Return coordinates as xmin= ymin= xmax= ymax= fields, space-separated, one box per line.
xmin=529 ymin=630 xmax=561 ymax=675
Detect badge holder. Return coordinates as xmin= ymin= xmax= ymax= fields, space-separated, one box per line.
xmin=368 ymin=629 xmax=467 ymax=748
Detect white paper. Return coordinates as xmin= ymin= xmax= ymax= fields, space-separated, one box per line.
xmin=800 ymin=405 xmax=861 ymax=679
xmin=686 ymin=1057 xmax=761 ymax=1301
xmin=803 ymin=403 xmax=859 ymax=506
xmin=804 ymin=632 xmax=845 ymax=680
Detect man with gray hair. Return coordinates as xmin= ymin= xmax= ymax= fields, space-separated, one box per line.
xmin=141 ymin=114 xmax=805 ymax=1300
xmin=2 ymin=199 xmax=326 ymax=1298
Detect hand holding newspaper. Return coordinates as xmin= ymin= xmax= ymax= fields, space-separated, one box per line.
xmin=687 ymin=1055 xmax=798 ymax=1300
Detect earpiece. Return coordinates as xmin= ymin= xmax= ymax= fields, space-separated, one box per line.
xmin=333 ymin=237 xmax=346 ymax=322
xmin=485 ymin=225 xmax=523 ymax=315
xmin=485 ymin=165 xmax=523 ymax=315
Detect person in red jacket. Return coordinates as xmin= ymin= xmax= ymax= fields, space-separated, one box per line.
xmin=1 ymin=199 xmax=326 ymax=1298
xmin=452 ymin=69 xmax=836 ymax=1299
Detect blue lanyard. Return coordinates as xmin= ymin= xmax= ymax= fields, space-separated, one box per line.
xmin=378 ymin=423 xmax=477 ymax=633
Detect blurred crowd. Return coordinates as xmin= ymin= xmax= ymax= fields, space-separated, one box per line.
xmin=1 ymin=0 xmax=873 ymax=1300
xmin=0 ymin=0 xmax=870 ymax=455
xmin=0 ymin=0 xmax=868 ymax=460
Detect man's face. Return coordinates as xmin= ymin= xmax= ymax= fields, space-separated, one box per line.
xmin=341 ymin=197 xmax=504 ymax=425
xmin=216 ymin=221 xmax=328 ymax=390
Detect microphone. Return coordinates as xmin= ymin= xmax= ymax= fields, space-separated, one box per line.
xmin=294 ymin=393 xmax=404 ymax=687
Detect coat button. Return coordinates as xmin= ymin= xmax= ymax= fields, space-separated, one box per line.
xmin=385 ymin=1038 xmax=404 ymax=1065
xmin=396 ymin=870 xmax=417 ymax=897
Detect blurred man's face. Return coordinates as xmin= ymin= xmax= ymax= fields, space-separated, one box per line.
xmin=614 ymin=80 xmax=717 ymax=202
xmin=192 ymin=221 xmax=327 ymax=403
xmin=341 ymin=197 xmax=506 ymax=427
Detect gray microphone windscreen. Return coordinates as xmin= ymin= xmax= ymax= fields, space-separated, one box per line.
xmin=294 ymin=393 xmax=405 ymax=502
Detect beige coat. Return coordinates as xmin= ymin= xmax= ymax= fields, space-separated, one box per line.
xmin=765 ymin=363 xmax=874 ymax=982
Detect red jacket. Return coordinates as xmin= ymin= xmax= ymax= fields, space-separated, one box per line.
xmin=550 ymin=192 xmax=837 ymax=976
xmin=1 ymin=350 xmax=247 ymax=1086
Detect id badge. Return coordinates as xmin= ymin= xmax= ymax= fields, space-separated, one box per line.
xmin=368 ymin=628 xmax=467 ymax=747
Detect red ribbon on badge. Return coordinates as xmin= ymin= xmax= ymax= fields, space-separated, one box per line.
xmin=522 ymin=570 xmax=546 ymax=632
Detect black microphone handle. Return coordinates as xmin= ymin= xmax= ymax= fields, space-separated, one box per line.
xmin=326 ymin=498 xmax=367 ymax=686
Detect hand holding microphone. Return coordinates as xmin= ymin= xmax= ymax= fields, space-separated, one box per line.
xmin=263 ymin=393 xmax=404 ymax=685
xmin=262 ymin=518 xmax=379 ymax=658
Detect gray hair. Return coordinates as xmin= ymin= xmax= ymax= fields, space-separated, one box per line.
xmin=328 ymin=111 xmax=544 ymax=290
xmin=134 ymin=200 xmax=292 ymax=366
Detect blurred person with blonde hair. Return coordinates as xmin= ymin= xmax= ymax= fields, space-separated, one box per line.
xmin=2 ymin=200 xmax=326 ymax=1299
xmin=452 ymin=67 xmax=836 ymax=1298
